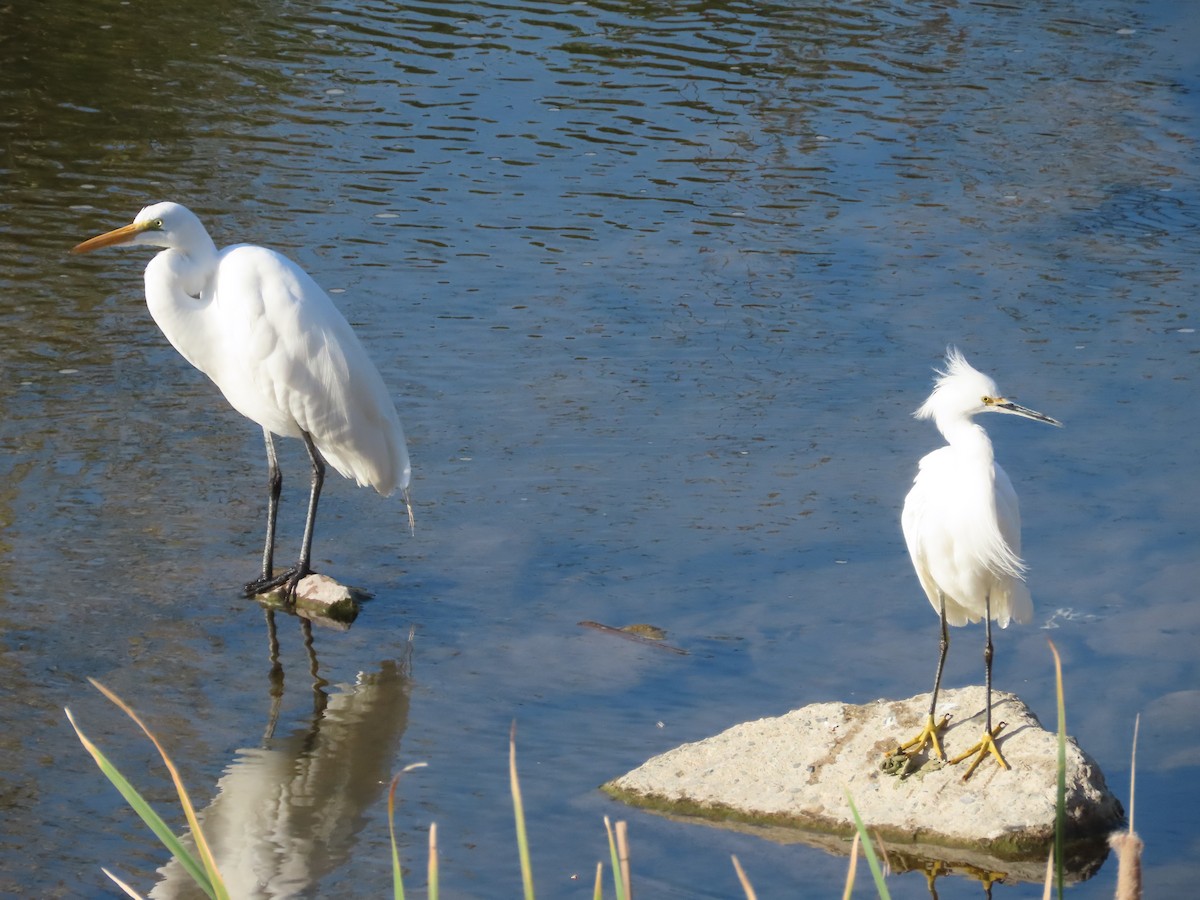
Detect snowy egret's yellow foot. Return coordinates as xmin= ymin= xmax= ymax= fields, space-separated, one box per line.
xmin=895 ymin=713 xmax=951 ymax=760
xmin=949 ymin=721 xmax=1009 ymax=780
xmin=920 ymin=861 xmax=947 ymax=894
xmin=976 ymin=869 xmax=1008 ymax=891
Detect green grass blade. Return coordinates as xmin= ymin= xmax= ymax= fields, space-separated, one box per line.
xmin=603 ymin=816 xmax=627 ymax=900
xmin=845 ymin=791 xmax=892 ymax=900
xmin=387 ymin=762 xmax=428 ymax=900
xmin=87 ymin=679 xmax=230 ymax=900
xmin=1048 ymin=640 xmax=1066 ymax=900
xmin=66 ymin=707 xmax=216 ymax=899
xmin=388 ymin=772 xmax=406 ymax=900
xmin=509 ymin=722 xmax=535 ymax=900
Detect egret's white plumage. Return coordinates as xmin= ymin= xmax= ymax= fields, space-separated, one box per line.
xmin=72 ymin=202 xmax=412 ymax=599
xmin=895 ymin=348 xmax=1060 ymax=777
xmin=902 ymin=349 xmax=1037 ymax=629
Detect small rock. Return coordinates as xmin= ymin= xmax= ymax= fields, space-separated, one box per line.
xmin=604 ymin=686 xmax=1123 ymax=883
xmin=255 ymin=573 xmax=364 ymax=627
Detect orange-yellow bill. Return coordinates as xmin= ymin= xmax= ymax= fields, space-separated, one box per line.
xmin=71 ymin=221 xmax=147 ymax=255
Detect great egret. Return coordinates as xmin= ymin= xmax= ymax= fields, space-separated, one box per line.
xmin=896 ymin=348 xmax=1060 ymax=779
xmin=72 ymin=202 xmax=413 ymax=603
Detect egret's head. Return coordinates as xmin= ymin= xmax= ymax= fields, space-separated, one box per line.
xmin=916 ymin=347 xmax=1061 ymax=427
xmin=71 ymin=201 xmax=208 ymax=255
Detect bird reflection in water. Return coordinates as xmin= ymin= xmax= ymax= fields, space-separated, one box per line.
xmin=263 ymin=610 xmax=331 ymax=736
xmin=150 ymin=627 xmax=415 ymax=899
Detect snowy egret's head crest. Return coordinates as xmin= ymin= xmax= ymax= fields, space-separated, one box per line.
xmin=914 ymin=347 xmax=1061 ymax=429
xmin=915 ymin=347 xmax=999 ymax=422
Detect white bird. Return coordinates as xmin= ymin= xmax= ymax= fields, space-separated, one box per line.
xmin=72 ymin=202 xmax=413 ymax=602
xmin=896 ymin=348 xmax=1060 ymax=779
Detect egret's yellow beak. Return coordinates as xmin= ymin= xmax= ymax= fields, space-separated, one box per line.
xmin=71 ymin=220 xmax=148 ymax=255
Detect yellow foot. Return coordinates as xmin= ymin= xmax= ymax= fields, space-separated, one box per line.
xmin=894 ymin=713 xmax=951 ymax=760
xmin=948 ymin=722 xmax=1009 ymax=780
xmin=920 ymin=860 xmax=948 ymax=894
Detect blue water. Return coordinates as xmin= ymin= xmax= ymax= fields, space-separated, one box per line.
xmin=1 ymin=0 xmax=1197 ymax=896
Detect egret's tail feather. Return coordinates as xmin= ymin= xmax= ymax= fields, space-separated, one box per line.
xmin=403 ymin=485 xmax=416 ymax=536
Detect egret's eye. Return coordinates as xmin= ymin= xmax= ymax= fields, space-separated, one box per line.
xmin=982 ymin=396 xmax=994 ymax=405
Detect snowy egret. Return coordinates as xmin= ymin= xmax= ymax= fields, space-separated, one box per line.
xmin=72 ymin=202 xmax=413 ymax=603
xmin=896 ymin=348 xmax=1060 ymax=779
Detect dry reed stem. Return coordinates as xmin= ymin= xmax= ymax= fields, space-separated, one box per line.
xmin=841 ymin=831 xmax=861 ymax=900
xmin=731 ymin=855 xmax=757 ymax=900
xmin=616 ymin=820 xmax=632 ymax=899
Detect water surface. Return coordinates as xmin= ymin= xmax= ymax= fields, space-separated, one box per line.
xmin=1 ymin=1 xmax=1197 ymax=897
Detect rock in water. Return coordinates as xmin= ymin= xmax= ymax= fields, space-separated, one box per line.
xmin=254 ymin=573 xmax=363 ymax=627
xmin=604 ymin=686 xmax=1123 ymax=883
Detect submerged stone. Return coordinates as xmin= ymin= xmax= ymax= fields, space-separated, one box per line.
xmin=603 ymin=686 xmax=1123 ymax=884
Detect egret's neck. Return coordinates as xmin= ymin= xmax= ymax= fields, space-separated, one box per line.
xmin=143 ymin=239 xmax=220 ymax=371
xmin=152 ymin=236 xmax=219 ymax=298
xmin=936 ymin=416 xmax=995 ymax=463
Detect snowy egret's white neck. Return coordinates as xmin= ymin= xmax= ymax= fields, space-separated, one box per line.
xmin=933 ymin=414 xmax=994 ymax=459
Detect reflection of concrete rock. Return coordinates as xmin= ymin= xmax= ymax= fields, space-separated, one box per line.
xmin=151 ymin=659 xmax=411 ymax=899
xmin=605 ymin=686 xmax=1122 ymax=884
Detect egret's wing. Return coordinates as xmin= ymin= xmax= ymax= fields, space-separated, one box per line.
xmin=992 ymin=463 xmax=1033 ymax=625
xmin=902 ymin=449 xmax=976 ymax=626
xmin=904 ymin=446 xmax=1034 ymax=627
xmin=994 ymin=464 xmax=1022 ymax=560
xmin=212 ymin=245 xmax=410 ymax=495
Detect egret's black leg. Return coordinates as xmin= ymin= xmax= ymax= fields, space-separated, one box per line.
xmin=299 ymin=430 xmax=325 ymax=574
xmin=261 ymin=430 xmax=283 ymax=580
xmin=896 ymin=591 xmax=952 ymax=758
xmin=245 ymin=430 xmax=326 ymax=603
xmin=949 ymin=590 xmax=1010 ymax=779
xmin=279 ymin=431 xmax=326 ymax=604
xmin=245 ymin=430 xmax=286 ymax=596
xmin=984 ymin=594 xmax=995 ymax=735
xmin=930 ymin=590 xmax=951 ymax=721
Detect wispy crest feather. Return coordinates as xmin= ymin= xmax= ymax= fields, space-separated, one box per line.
xmin=915 ymin=347 xmax=990 ymax=421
